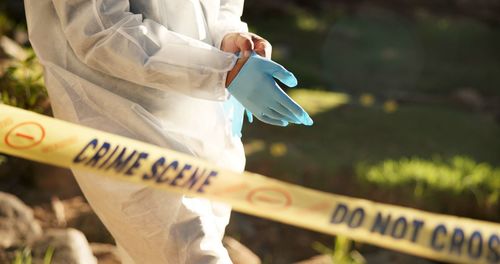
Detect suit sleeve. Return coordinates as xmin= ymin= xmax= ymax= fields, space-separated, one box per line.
xmin=52 ymin=0 xmax=238 ymax=100
xmin=210 ymin=0 xmax=249 ymax=49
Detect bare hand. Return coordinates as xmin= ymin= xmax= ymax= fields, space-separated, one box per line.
xmin=221 ymin=32 xmax=272 ymax=59
xmin=222 ymin=32 xmax=272 ymax=86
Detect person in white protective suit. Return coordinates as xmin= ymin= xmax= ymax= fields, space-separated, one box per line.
xmin=24 ymin=0 xmax=312 ymax=263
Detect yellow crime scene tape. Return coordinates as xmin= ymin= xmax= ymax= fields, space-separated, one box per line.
xmin=0 ymin=103 xmax=499 ymax=264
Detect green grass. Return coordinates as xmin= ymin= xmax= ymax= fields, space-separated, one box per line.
xmin=313 ymin=236 xmax=365 ymax=264
xmin=357 ymin=156 xmax=500 ymax=209
xmin=244 ymin=89 xmax=500 ymax=174
xmin=243 ymin=89 xmax=500 ymax=219
xmin=12 ymin=246 xmax=54 ymax=264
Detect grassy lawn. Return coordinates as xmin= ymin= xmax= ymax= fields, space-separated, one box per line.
xmin=233 ymin=89 xmax=500 ymax=263
xmin=242 ymin=6 xmax=500 ymax=222
xmin=243 ymin=89 xmax=500 ymax=218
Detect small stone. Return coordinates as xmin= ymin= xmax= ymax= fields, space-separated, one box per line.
xmin=31 ymin=228 xmax=97 ymax=264
xmin=0 ymin=192 xmax=42 ymax=248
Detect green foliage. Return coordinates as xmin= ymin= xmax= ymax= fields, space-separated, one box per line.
xmin=11 ymin=246 xmax=54 ymax=264
xmin=0 ymin=51 xmax=48 ymax=113
xmin=43 ymin=246 xmax=55 ymax=264
xmin=12 ymin=248 xmax=32 ymax=264
xmin=313 ymin=236 xmax=365 ymax=264
xmin=356 ymin=156 xmax=500 ymax=207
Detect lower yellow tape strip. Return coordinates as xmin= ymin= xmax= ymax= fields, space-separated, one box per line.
xmin=0 ymin=104 xmax=498 ymax=264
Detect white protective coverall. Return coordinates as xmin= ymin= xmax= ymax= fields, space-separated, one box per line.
xmin=24 ymin=0 xmax=248 ymax=263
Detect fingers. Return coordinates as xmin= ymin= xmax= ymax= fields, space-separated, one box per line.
xmin=271 ymin=104 xmax=302 ymax=124
xmin=259 ymin=59 xmax=297 ymax=87
xmin=272 ymin=69 xmax=298 ymax=87
xmin=256 ymin=113 xmax=289 ymax=127
xmin=221 ymin=33 xmax=255 ymax=56
xmin=235 ymin=33 xmax=254 ymax=57
xmin=274 ymin=90 xmax=314 ymax=126
xmin=221 ymin=32 xmax=273 ymax=60
xmin=251 ymin=34 xmax=272 ymax=59
xmin=266 ymin=107 xmax=301 ymax=124
xmin=220 ymin=33 xmax=239 ymax=53
xmin=245 ymin=110 xmax=253 ymax=123
xmin=282 ymin=100 xmax=313 ymax=125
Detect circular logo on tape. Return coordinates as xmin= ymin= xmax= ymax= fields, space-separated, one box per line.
xmin=4 ymin=122 xmax=46 ymax=149
xmin=247 ymin=187 xmax=292 ymax=210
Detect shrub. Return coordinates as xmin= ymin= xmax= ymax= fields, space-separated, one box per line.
xmin=0 ymin=51 xmax=48 ymax=113
xmin=356 ymin=156 xmax=500 ymax=210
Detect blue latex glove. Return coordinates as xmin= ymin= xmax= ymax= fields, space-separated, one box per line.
xmin=223 ymin=95 xmax=246 ymax=137
xmin=227 ymin=52 xmax=313 ymax=127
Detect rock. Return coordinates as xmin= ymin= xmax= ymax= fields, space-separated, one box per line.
xmin=223 ymin=236 xmax=261 ymax=264
xmin=51 ymin=196 xmax=67 ymax=227
xmin=0 ymin=192 xmax=42 ymax=248
xmin=34 ymin=197 xmax=114 ymax=243
xmin=31 ymin=228 xmax=97 ymax=264
xmin=90 ymin=243 xmax=121 ymax=264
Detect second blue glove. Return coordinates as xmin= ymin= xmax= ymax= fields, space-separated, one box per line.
xmin=227 ymin=53 xmax=313 ymax=127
